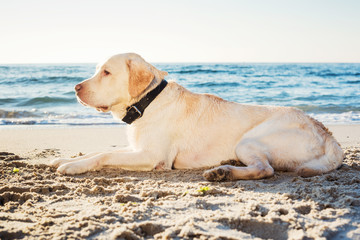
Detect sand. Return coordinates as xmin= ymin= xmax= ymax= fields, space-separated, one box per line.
xmin=0 ymin=125 xmax=359 ymax=240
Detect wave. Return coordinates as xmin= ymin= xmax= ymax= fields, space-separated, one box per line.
xmin=190 ymin=81 xmax=241 ymax=88
xmin=0 ymin=76 xmax=84 ymax=85
xmin=16 ymin=96 xmax=76 ymax=107
xmin=0 ymin=98 xmax=19 ymax=105
xmin=63 ymin=91 xmax=76 ymax=96
xmin=309 ymin=111 xmax=360 ymax=124
xmin=169 ymin=69 xmax=235 ymax=74
xmin=293 ymin=95 xmax=344 ymax=102
xmin=306 ymin=71 xmax=360 ymax=77
xmin=1 ymin=109 xmax=359 ymax=125
xmin=47 ymin=76 xmax=84 ymax=81
xmin=0 ymin=119 xmax=120 ymax=125
xmin=295 ymin=105 xmax=360 ymax=114
xmin=345 ymin=80 xmax=360 ymax=84
xmin=0 ymin=109 xmax=41 ymax=118
xmin=0 ymin=108 xmax=120 ymax=125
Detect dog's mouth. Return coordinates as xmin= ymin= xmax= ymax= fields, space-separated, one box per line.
xmin=77 ymin=97 xmax=110 ymax=112
xmin=77 ymin=98 xmax=88 ymax=107
xmin=77 ymin=97 xmax=91 ymax=108
xmin=96 ymin=106 xmax=110 ymax=112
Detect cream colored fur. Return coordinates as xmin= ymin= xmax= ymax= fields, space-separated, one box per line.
xmin=51 ymin=53 xmax=344 ymax=181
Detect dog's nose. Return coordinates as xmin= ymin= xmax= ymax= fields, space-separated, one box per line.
xmin=75 ymin=84 xmax=82 ymax=92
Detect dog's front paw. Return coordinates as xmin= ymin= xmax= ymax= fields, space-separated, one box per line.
xmin=203 ymin=166 xmax=234 ymax=182
xmin=57 ymin=162 xmax=89 ymax=175
xmin=50 ymin=158 xmax=70 ymax=167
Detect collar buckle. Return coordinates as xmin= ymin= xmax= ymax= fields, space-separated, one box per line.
xmin=122 ymin=80 xmax=168 ymax=124
xmin=129 ymin=105 xmax=142 ymax=117
xmin=126 ymin=105 xmax=142 ymax=121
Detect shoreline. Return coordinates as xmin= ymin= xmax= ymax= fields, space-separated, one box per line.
xmin=0 ymin=124 xmax=359 ymax=161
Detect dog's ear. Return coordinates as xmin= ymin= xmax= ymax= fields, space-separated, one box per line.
xmin=148 ymin=64 xmax=168 ymax=80
xmin=159 ymin=70 xmax=168 ymax=79
xmin=127 ymin=59 xmax=154 ymax=98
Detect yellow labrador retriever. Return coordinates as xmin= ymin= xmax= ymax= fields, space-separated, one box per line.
xmin=51 ymin=53 xmax=344 ymax=181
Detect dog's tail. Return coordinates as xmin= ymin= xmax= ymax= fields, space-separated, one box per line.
xmin=296 ymin=118 xmax=344 ymax=177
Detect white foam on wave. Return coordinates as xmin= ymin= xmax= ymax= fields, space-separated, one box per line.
xmin=1 ymin=111 xmax=359 ymax=126
xmin=310 ymin=111 xmax=360 ymax=125
xmin=0 ymin=117 xmax=122 ymax=125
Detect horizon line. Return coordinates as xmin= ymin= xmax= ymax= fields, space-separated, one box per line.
xmin=1 ymin=61 xmax=360 ymax=65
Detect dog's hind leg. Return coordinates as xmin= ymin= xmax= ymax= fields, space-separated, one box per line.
xmin=296 ymin=153 xmax=343 ymax=177
xmin=203 ymin=139 xmax=274 ymax=181
xmin=295 ymin=157 xmax=329 ymax=177
xmin=296 ymin=131 xmax=343 ymax=177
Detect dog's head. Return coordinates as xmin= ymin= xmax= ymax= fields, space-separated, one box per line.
xmin=75 ymin=53 xmax=168 ymax=113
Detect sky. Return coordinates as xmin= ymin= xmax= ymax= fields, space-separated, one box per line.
xmin=1 ymin=0 xmax=360 ymax=63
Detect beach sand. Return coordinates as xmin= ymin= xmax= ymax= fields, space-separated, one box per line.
xmin=0 ymin=125 xmax=359 ymax=239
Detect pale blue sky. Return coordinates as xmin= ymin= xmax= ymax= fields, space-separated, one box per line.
xmin=1 ymin=0 xmax=359 ymax=63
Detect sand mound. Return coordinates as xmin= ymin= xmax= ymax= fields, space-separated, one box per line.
xmin=1 ymin=147 xmax=359 ymax=239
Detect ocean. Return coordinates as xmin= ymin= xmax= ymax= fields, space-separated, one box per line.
xmin=0 ymin=63 xmax=359 ymax=126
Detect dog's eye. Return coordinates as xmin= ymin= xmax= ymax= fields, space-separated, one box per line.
xmin=104 ymin=70 xmax=110 ymax=76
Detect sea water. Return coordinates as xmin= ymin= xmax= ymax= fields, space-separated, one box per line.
xmin=0 ymin=63 xmax=359 ymax=125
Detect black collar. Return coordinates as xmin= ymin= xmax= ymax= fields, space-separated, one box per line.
xmin=122 ymin=80 xmax=168 ymax=124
